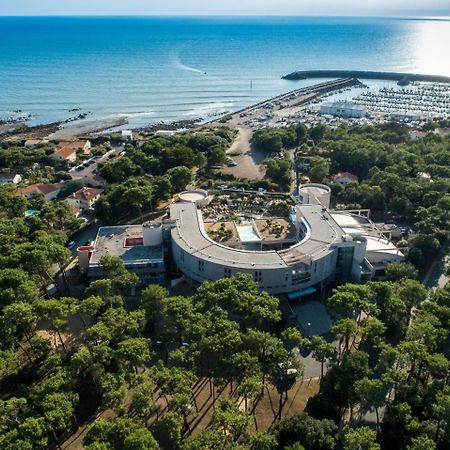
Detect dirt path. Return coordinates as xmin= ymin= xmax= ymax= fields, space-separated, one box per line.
xmin=226 ymin=127 xmax=252 ymax=155
xmin=221 ymin=127 xmax=265 ymax=180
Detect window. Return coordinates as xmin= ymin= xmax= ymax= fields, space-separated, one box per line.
xmin=254 ymin=271 xmax=262 ymax=283
xmin=198 ymin=260 xmax=204 ymax=273
xmin=224 ymin=268 xmax=232 ymax=278
xmin=292 ymin=264 xmax=311 ymax=285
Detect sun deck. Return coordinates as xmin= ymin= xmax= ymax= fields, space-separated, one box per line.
xmin=90 ymin=225 xmax=163 ymax=266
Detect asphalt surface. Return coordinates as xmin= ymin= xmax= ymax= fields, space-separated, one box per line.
xmin=70 ymin=145 xmax=123 ymax=181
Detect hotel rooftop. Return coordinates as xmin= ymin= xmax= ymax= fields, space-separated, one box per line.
xmin=170 ymin=201 xmax=346 ymax=270
xmin=90 ymin=225 xmax=163 ymax=266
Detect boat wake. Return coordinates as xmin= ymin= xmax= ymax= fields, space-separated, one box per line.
xmin=173 ymin=53 xmax=205 ymax=74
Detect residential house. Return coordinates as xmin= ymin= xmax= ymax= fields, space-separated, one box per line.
xmin=66 ymin=187 xmax=103 ymax=211
xmin=52 ymin=147 xmax=77 ymax=163
xmin=57 ymin=140 xmax=92 ymax=155
xmin=332 ymin=172 xmax=359 ymax=186
xmin=18 ymin=183 xmax=62 ymax=200
xmin=0 ymin=173 xmax=22 ymax=184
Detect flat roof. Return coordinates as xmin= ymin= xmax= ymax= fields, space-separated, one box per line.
xmin=179 ymin=191 xmax=207 ymax=202
xmin=330 ymin=212 xmax=363 ymax=229
xmin=365 ymin=235 xmax=404 ymax=256
xmin=322 ymin=100 xmax=365 ymax=110
xmin=170 ymin=202 xmax=345 ymax=270
xmin=299 ymin=184 xmax=330 ymax=205
xmin=90 ymin=225 xmax=163 ymax=265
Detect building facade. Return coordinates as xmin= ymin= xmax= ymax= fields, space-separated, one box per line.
xmin=170 ymin=185 xmax=403 ymax=295
xmin=320 ymin=101 xmax=366 ymax=118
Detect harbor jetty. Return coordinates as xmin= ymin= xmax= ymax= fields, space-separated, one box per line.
xmin=212 ymin=77 xmax=364 ymax=125
xmin=282 ymin=70 xmax=450 ymax=86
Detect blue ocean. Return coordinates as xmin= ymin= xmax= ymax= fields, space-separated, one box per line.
xmin=0 ymin=16 xmax=449 ymax=127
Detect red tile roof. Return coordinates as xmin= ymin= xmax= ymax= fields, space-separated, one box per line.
xmin=332 ymin=172 xmax=359 ymax=182
xmin=53 ymin=147 xmax=76 ymax=159
xmin=17 ymin=184 xmax=40 ymax=196
xmin=18 ymin=183 xmax=61 ymax=196
xmin=68 ymin=187 xmax=103 ymax=202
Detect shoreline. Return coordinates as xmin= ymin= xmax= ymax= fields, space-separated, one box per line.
xmin=0 ymin=113 xmax=205 ymax=141
xmin=2 ymin=70 xmax=450 ymax=141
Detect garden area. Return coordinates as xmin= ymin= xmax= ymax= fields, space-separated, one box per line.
xmin=255 ymin=218 xmax=297 ymax=242
xmin=205 ymin=221 xmax=238 ymax=244
xmin=202 ymin=193 xmax=295 ymax=222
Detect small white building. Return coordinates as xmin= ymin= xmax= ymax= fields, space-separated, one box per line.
xmin=154 ymin=130 xmax=175 ymax=137
xmin=121 ymin=130 xmax=133 ymax=141
xmin=389 ymin=111 xmax=421 ymax=122
xmin=320 ymin=101 xmax=366 ymax=118
xmin=0 ymin=173 xmax=22 ymax=184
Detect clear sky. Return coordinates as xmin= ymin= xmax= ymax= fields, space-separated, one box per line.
xmin=1 ymin=0 xmax=450 ymax=17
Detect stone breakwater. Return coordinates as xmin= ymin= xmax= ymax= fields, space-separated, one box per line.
xmin=282 ymin=70 xmax=450 ymax=85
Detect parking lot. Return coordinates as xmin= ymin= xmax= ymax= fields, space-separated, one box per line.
xmin=70 ymin=146 xmax=123 ymax=181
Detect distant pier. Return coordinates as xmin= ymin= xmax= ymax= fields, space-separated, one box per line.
xmin=208 ymin=77 xmax=363 ymax=124
xmin=282 ymin=70 xmax=450 ymax=85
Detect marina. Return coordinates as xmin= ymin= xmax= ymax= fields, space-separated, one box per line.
xmin=352 ymin=83 xmax=450 ymax=118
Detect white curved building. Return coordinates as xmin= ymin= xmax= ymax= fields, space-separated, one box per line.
xmin=170 ymin=190 xmax=370 ymax=295
xmin=298 ymin=183 xmax=331 ymax=209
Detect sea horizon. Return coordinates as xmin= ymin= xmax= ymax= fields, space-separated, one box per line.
xmin=0 ymin=15 xmax=449 ymax=19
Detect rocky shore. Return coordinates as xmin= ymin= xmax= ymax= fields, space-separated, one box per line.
xmin=0 ymin=114 xmax=206 ymax=142
xmin=136 ymin=118 xmax=202 ymax=134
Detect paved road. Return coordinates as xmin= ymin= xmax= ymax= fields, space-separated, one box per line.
xmin=70 ymin=145 xmax=123 ymax=181
xmin=423 ymin=240 xmax=449 ymax=290
xmin=70 ymin=223 xmax=101 ymax=252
